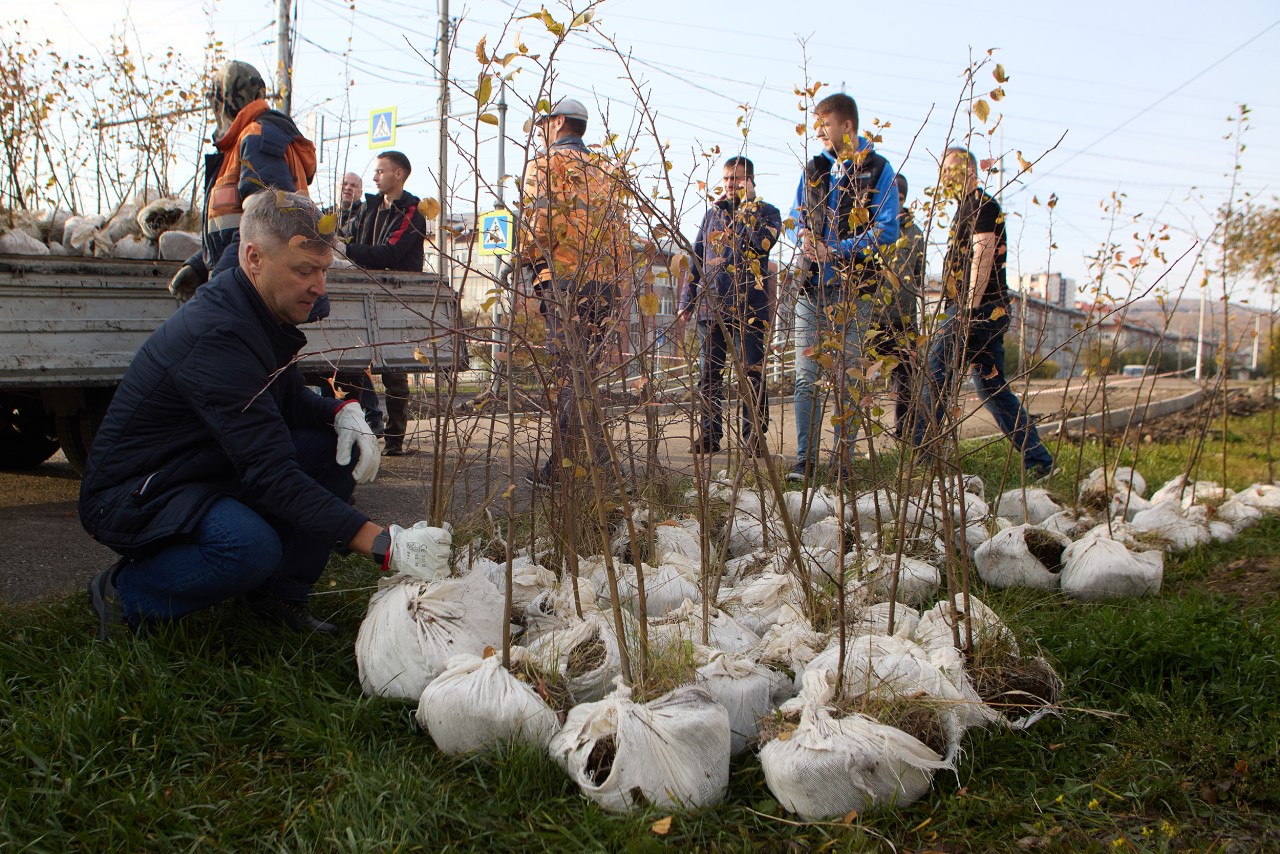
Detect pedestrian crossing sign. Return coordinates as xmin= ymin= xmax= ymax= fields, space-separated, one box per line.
xmin=478 ymin=209 xmax=512 ymax=256
xmin=369 ymin=107 xmax=397 ymax=149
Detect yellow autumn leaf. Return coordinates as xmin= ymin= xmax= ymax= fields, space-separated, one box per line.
xmin=413 ymin=346 xmax=431 ymax=364
xmin=989 ymin=306 xmax=1007 ymax=321
xmin=994 ymin=63 xmax=1009 ymax=83
xmin=476 ymin=75 xmax=493 ymax=107
xmin=317 ymin=213 xmax=337 ymax=235
xmin=638 ymin=292 xmax=660 ymax=317
xmin=479 ymin=112 xmax=499 ymax=126
xmin=990 ymin=87 xmax=1005 ymax=102
xmin=651 ymin=816 xmax=672 ymax=835
xmin=475 ymin=36 xmax=487 ymax=65
xmin=571 ymin=9 xmax=594 ymax=27
xmin=1016 ymin=151 xmax=1032 ymax=172
xmin=418 ymin=198 xmax=441 ymax=219
xmin=973 ymin=99 xmax=990 ymax=124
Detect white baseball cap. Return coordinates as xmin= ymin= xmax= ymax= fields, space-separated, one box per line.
xmin=544 ymin=97 xmax=588 ymax=122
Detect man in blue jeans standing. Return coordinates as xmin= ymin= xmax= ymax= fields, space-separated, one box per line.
xmin=789 ymin=93 xmax=899 ymax=482
xmin=80 ymin=191 xmax=444 ymax=639
xmin=913 ymin=147 xmax=1053 ymax=479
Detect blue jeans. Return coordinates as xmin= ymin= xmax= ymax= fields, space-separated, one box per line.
xmin=793 ymin=288 xmax=875 ymax=468
xmin=697 ymin=311 xmax=768 ymax=445
xmin=115 ymin=426 xmax=357 ymax=626
xmin=914 ymin=310 xmax=1053 ymax=474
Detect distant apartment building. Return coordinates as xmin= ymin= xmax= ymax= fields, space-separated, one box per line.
xmin=1016 ymin=271 xmax=1074 ymax=307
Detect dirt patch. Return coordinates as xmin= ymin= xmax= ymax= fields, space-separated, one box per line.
xmin=585 ymin=733 xmax=616 ymax=784
xmin=1071 ymin=386 xmax=1276 ymax=445
xmin=1191 ymin=556 xmax=1280 ymax=606
xmin=1024 ymin=529 xmax=1068 ymax=575
xmin=970 ymin=653 xmax=1062 ymax=721
xmin=566 ymin=637 xmax=607 ymax=678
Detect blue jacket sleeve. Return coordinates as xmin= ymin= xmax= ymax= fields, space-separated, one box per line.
xmin=833 ymin=164 xmax=900 ymax=258
xmin=238 ymin=124 xmax=299 ymax=199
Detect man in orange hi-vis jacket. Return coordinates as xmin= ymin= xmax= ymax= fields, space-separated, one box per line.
xmin=516 ymin=97 xmax=633 ymax=491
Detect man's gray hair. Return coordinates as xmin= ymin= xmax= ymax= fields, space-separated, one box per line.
xmin=943 ymin=146 xmax=978 ymax=173
xmin=240 ymin=190 xmax=327 ymax=251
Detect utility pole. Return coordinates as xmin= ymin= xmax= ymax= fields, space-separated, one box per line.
xmin=436 ymin=0 xmax=451 ymax=294
xmin=276 ymin=0 xmax=293 ymax=115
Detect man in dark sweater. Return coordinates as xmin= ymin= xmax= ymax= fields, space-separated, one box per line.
xmin=343 ymin=150 xmax=427 ymax=455
xmin=82 ymin=191 xmax=443 ymax=639
xmin=678 ymin=156 xmax=781 ymax=456
xmin=912 ymin=147 xmax=1053 ymax=478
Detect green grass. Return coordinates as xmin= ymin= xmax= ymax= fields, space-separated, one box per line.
xmin=3 ymin=414 xmax=1280 ymax=851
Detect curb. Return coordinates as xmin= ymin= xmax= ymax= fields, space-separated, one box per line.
xmin=970 ymin=387 xmax=1205 ymax=445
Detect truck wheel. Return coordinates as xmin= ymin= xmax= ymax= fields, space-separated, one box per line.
xmin=0 ymin=394 xmax=60 ymax=470
xmin=56 ymin=409 xmax=103 ymax=475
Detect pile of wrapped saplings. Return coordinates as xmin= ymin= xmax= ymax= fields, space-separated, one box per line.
xmin=1 ymin=196 xmax=198 ymax=261
xmin=354 ymin=467 xmax=1244 ymax=819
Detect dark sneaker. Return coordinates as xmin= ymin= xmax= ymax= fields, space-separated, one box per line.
xmin=384 ymin=446 xmax=415 ymax=457
xmin=524 ymin=468 xmax=554 ymax=491
xmin=785 ymin=461 xmax=812 ymax=483
xmin=249 ymin=597 xmax=339 ymax=636
xmin=691 ymin=436 xmax=722 ymax=454
xmin=87 ymin=559 xmax=130 ymax=641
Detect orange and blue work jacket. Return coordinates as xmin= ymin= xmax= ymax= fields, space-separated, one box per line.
xmin=518 ymin=135 xmax=632 ymax=289
xmin=193 ymin=99 xmax=317 ymax=277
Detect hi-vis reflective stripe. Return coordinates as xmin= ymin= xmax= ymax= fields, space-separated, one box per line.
xmin=207 ymin=212 xmax=242 ymax=232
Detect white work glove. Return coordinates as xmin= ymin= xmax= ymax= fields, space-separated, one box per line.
xmin=387 ymin=521 xmax=453 ymax=581
xmin=334 ymin=400 xmax=381 ymax=484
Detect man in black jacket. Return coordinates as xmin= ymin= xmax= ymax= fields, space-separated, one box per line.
xmin=344 ymin=150 xmax=427 ymax=455
xmin=81 ymin=191 xmax=442 ymax=639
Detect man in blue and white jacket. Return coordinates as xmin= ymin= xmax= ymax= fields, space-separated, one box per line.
xmin=789 ymin=92 xmax=899 ymax=482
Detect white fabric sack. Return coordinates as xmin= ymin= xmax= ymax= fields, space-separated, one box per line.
xmin=974 ymin=524 xmax=1070 ymax=590
xmin=725 ymin=510 xmax=787 ymax=558
xmin=1079 ymin=466 xmax=1147 ymax=506
xmin=760 ymin=671 xmax=950 ymax=819
xmin=751 ymin=602 xmax=825 ymax=674
xmin=723 ymin=548 xmax=790 ymax=584
xmin=416 ymin=650 xmax=560 ymax=754
xmin=718 ymin=570 xmax=806 ymax=636
xmin=469 ymin=555 xmax=557 ymax=612
xmin=356 ymin=574 xmax=505 ymax=700
xmin=696 ymin=651 xmax=792 ymax=754
xmin=136 ymin=197 xmax=187 ymax=239
xmin=1129 ymin=501 xmax=1211 ymax=552
xmin=995 ymin=487 xmax=1062 ymax=526
xmin=1214 ymin=495 xmax=1264 ymax=532
xmin=963 ymin=474 xmax=986 ymax=496
xmin=649 ymin=598 xmax=760 ymax=655
xmin=914 ymin=594 xmax=1018 ymax=656
xmin=853 ymin=488 xmax=899 ymax=531
xmin=1234 ymin=483 xmax=1280 ymax=513
xmin=801 ymin=515 xmax=845 ymax=553
xmin=104 ymin=204 xmax=140 ymax=242
xmin=1149 ymin=475 xmax=1234 ymax=508
xmin=0 ymin=230 xmax=50 ymax=255
xmin=1060 ymin=534 xmax=1163 ymax=601
xmin=158 ymin=229 xmax=202 ymax=261
xmin=848 ymin=600 xmax=920 ymax=640
xmin=618 ymin=557 xmax=701 ymax=619
xmin=525 ymin=610 xmax=631 ymax=702
xmin=62 ymin=215 xmax=107 ymax=253
xmin=784 ymin=486 xmax=848 ymax=529
xmin=653 ymin=518 xmax=702 ymax=563
xmin=846 ymin=554 xmax=940 ymax=607
xmin=112 ymin=234 xmax=158 ymax=260
xmin=550 ymin=682 xmax=731 ymax=812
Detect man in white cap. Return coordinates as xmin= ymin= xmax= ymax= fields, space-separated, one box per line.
xmin=516 ymin=97 xmax=632 ymax=490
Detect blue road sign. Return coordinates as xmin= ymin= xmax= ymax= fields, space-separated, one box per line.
xmin=479 ymin=209 xmax=512 ymax=256
xmin=369 ymin=107 xmax=397 ymax=149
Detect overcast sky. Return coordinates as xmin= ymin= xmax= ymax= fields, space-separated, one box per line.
xmin=20 ymin=0 xmax=1280 ymax=303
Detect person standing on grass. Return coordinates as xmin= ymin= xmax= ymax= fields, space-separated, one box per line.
xmin=343 ymin=150 xmax=427 ymax=456
xmin=912 ymin=147 xmax=1053 ymax=479
xmin=879 ymin=172 xmax=925 ymax=439
xmin=677 ymin=155 xmax=782 ymax=457
xmin=81 ymin=191 xmax=443 ymax=639
xmin=515 ymin=97 xmax=633 ymax=490
xmin=788 ymin=92 xmax=900 ymax=483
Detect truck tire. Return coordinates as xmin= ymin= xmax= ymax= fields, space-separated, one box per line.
xmin=55 ymin=407 xmax=105 ymax=475
xmin=0 ymin=393 xmax=60 ymax=470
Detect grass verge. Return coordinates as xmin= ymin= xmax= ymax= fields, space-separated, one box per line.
xmin=2 ymin=413 xmax=1279 ymax=851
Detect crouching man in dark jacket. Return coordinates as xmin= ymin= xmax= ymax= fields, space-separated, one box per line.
xmin=81 ymin=191 xmax=442 ymax=639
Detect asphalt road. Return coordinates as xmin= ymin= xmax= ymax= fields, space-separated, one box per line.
xmin=0 ymin=376 xmax=1196 ymax=606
